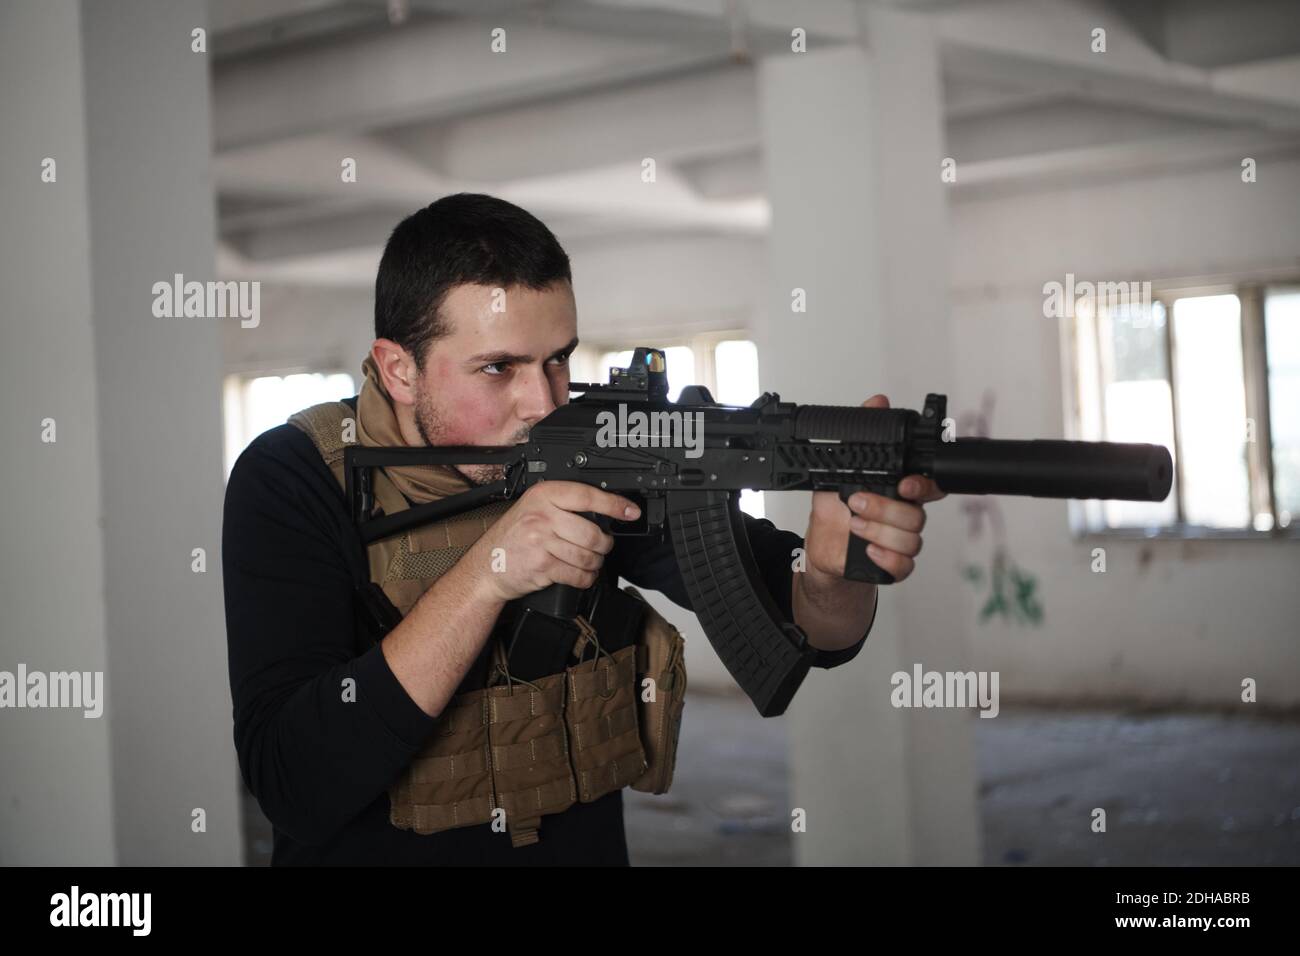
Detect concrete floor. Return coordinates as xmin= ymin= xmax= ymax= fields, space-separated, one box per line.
xmin=624 ymin=690 xmax=792 ymax=866
xmin=239 ymin=694 xmax=1300 ymax=865
xmin=978 ymin=706 xmax=1300 ymax=866
xmin=633 ymin=697 xmax=1300 ymax=865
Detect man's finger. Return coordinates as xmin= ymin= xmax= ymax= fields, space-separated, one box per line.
xmin=545 ymin=536 xmax=606 ymax=572
xmin=847 ymin=492 xmax=926 ymax=533
xmin=544 ymin=481 xmax=641 ymax=520
xmin=866 ymin=545 xmax=915 ymax=583
xmin=550 ymin=508 xmax=617 ymax=554
xmin=848 ymin=517 xmax=923 ymax=558
xmin=898 ymin=475 xmax=947 ymax=502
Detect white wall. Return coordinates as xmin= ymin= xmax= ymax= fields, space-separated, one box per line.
xmin=0 ymin=0 xmax=116 ymax=866
xmin=948 ymin=157 xmax=1300 ymax=707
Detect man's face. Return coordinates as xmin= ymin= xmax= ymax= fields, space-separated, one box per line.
xmin=412 ymin=281 xmax=577 ymax=485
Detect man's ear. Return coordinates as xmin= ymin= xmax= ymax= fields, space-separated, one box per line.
xmin=371 ymin=338 xmax=419 ymax=407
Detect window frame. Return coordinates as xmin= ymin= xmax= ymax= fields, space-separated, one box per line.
xmin=576 ymin=329 xmax=752 ymax=400
xmin=222 ymin=364 xmax=357 ymax=480
xmin=1066 ymin=274 xmax=1300 ymax=542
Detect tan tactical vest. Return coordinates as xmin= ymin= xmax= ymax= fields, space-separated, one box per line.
xmin=288 ymin=402 xmax=687 ymax=848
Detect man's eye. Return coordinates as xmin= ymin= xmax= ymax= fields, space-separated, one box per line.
xmin=482 ymin=354 xmax=569 ymax=376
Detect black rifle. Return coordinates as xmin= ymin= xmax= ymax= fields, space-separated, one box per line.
xmin=346 ymin=347 xmax=1173 ymax=717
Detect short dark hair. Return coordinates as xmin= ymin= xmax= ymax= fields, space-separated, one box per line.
xmin=374 ymin=193 xmax=572 ymax=368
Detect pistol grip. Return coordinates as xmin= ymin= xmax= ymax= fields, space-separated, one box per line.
xmin=517 ymin=510 xmax=609 ymax=619
xmin=838 ymin=484 xmax=899 ymax=586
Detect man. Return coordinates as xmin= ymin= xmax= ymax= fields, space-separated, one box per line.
xmin=222 ymin=192 xmax=944 ymax=865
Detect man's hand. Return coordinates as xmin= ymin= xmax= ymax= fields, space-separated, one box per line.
xmin=468 ymin=481 xmax=641 ymax=603
xmin=385 ymin=482 xmax=638 ymax=720
xmin=804 ymin=393 xmax=947 ymax=584
xmin=793 ymin=394 xmax=947 ymax=653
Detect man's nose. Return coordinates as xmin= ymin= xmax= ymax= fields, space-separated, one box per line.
xmin=517 ymin=364 xmax=557 ymax=426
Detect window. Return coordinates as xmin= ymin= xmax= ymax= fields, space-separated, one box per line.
xmin=714 ymin=339 xmax=761 ymax=406
xmin=1265 ymin=289 xmax=1300 ymax=526
xmin=576 ymin=335 xmax=766 ymax=519
xmin=223 ymin=371 xmax=356 ymax=480
xmin=1067 ymin=278 xmax=1299 ymax=536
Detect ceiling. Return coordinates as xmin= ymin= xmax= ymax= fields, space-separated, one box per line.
xmin=208 ymin=0 xmax=1300 ymax=285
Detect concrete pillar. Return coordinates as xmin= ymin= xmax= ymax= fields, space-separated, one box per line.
xmin=755 ymin=7 xmax=981 ymax=864
xmin=0 ymin=0 xmax=116 ymax=866
xmin=0 ymin=0 xmax=240 ymax=863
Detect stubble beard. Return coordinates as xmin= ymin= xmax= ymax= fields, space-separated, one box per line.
xmin=413 ymin=383 xmax=529 ymax=487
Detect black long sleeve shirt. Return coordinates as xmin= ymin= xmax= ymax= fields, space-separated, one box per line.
xmin=222 ymin=399 xmax=870 ymax=865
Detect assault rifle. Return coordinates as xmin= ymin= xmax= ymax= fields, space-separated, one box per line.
xmin=346 ymin=348 xmax=1173 ymax=717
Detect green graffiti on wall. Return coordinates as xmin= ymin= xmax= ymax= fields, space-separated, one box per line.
xmin=961 ymin=549 xmax=1044 ymax=626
